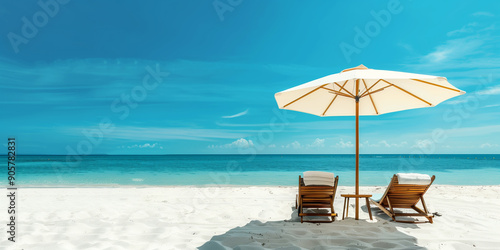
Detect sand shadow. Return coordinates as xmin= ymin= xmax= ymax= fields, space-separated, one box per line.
xmin=199 ymin=205 xmax=425 ymax=249
xmin=365 ymin=205 xmax=433 ymax=225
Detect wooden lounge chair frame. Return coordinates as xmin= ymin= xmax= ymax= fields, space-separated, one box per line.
xmin=295 ymin=175 xmax=339 ymax=223
xmin=370 ymin=174 xmax=436 ymax=223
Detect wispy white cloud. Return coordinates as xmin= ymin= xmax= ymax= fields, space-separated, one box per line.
xmin=476 ymin=85 xmax=500 ymax=95
xmin=444 ymin=85 xmax=500 ymax=105
xmin=482 ymin=104 xmax=500 ymax=108
xmin=68 ymin=126 xmax=251 ymax=141
xmin=307 ymin=138 xmax=325 ymax=148
xmin=472 ymin=12 xmax=494 ymax=17
xmin=479 ymin=24 xmax=496 ymax=32
xmin=285 ymin=141 xmax=301 ymax=149
xmin=215 ymin=122 xmax=283 ymax=127
xmin=440 ymin=125 xmax=500 ymax=138
xmin=228 ymin=138 xmax=254 ymax=148
xmin=397 ymin=42 xmax=414 ymax=53
xmin=216 ymin=120 xmax=356 ymax=130
xmin=447 ymin=22 xmax=478 ymax=37
xmin=208 ymin=138 xmax=254 ymax=149
xmin=126 ymin=143 xmax=163 ymax=149
xmin=379 ymin=140 xmax=391 ymax=147
xmin=360 ymin=140 xmax=407 ymax=148
xmin=408 ymin=20 xmax=498 ymax=74
xmin=379 ymin=140 xmax=408 ymax=148
xmin=360 ymin=141 xmax=378 ymax=148
xmin=336 ymin=139 xmax=353 ymax=148
xmin=393 ymin=141 xmax=408 ymax=148
xmin=222 ymin=109 xmax=249 ymax=119
xmin=412 ymin=139 xmax=434 ymax=150
xmin=444 ymin=98 xmax=468 ymax=105
xmin=397 ymin=125 xmax=500 ymax=148
xmin=480 ymin=143 xmax=498 ymax=148
xmin=422 ymin=37 xmax=483 ymax=64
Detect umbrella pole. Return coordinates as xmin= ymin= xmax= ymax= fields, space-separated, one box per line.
xmin=355 ymin=80 xmax=360 ymax=220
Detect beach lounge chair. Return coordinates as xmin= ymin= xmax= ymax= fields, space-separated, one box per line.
xmin=296 ymin=171 xmax=339 ymax=223
xmin=370 ymin=173 xmax=436 ymax=223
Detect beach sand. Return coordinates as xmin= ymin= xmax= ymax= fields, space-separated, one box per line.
xmin=1 ymin=185 xmax=499 ymax=249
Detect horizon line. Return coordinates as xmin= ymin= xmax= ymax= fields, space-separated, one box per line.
xmin=6 ymin=153 xmax=500 ymax=156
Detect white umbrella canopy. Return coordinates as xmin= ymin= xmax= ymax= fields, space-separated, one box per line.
xmin=275 ymin=65 xmax=465 ymax=220
xmin=275 ymin=65 xmax=465 ymax=116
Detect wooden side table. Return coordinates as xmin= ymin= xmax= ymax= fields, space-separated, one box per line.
xmin=341 ymin=194 xmax=373 ymax=220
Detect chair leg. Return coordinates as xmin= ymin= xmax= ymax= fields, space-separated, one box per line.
xmin=412 ymin=205 xmax=426 ymax=215
xmin=419 ymin=195 xmax=434 ymax=223
xmin=345 ymin=197 xmax=349 ymax=218
xmin=420 ymin=195 xmax=429 ymax=214
xmin=386 ymin=197 xmax=396 ymax=221
xmin=365 ymin=197 xmax=373 ymax=220
xmin=412 ymin=205 xmax=434 ymax=224
xmin=300 ymin=204 xmax=304 ymax=223
xmin=370 ymin=199 xmax=393 ymax=220
xmin=342 ymin=197 xmax=347 ymax=220
xmin=331 ymin=198 xmax=335 ymax=222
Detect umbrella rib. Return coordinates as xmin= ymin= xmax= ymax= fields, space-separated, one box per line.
xmin=333 ymin=81 xmax=355 ymax=97
xmin=411 ymin=79 xmax=462 ymax=92
xmin=321 ymin=87 xmax=354 ymax=98
xmin=321 ymin=96 xmax=337 ymax=117
xmin=381 ymin=79 xmax=432 ymax=106
xmin=331 ymin=91 xmax=355 ymax=98
xmin=359 ymin=79 xmax=382 ymax=97
xmin=362 ymin=79 xmax=379 ymax=114
xmin=321 ymin=80 xmax=351 ymax=116
xmin=283 ymin=83 xmax=329 ymax=108
xmin=360 ymin=85 xmax=392 ymax=98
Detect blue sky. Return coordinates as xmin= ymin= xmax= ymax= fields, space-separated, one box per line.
xmin=1 ymin=0 xmax=499 ymax=155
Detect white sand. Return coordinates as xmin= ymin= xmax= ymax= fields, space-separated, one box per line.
xmin=1 ymin=185 xmax=499 ymax=249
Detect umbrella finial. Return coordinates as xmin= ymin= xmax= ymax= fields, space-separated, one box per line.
xmin=341 ymin=64 xmax=369 ymax=72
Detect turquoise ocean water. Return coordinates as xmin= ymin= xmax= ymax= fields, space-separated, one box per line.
xmin=3 ymin=154 xmax=500 ymax=187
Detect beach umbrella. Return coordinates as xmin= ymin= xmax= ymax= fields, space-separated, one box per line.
xmin=274 ymin=65 xmax=465 ymax=220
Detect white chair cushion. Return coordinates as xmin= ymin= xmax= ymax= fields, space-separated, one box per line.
xmin=304 ymin=171 xmax=334 ymax=179
xmin=396 ymin=173 xmax=432 ymax=185
xmin=303 ymin=171 xmax=335 ymax=186
xmin=371 ymin=193 xmax=383 ymax=202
